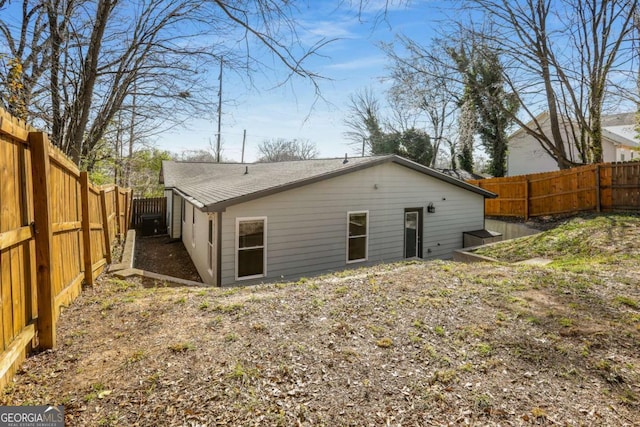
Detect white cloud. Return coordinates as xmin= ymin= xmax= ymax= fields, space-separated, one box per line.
xmin=299 ymin=18 xmax=359 ymax=40
xmin=325 ymin=55 xmax=387 ymax=71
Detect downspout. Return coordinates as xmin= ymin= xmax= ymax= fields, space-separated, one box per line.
xmin=179 ymin=198 xmax=183 ymax=239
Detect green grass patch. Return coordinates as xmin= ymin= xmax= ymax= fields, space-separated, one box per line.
xmin=558 ymin=317 xmax=573 ymax=328
xmin=476 ymin=214 xmax=640 ymax=264
xmin=127 ymin=350 xmax=146 ymax=364
xmin=227 ymin=361 xmax=260 ymax=381
xmin=224 ymin=333 xmax=239 ymax=342
xmin=475 ymin=342 xmax=493 ymax=357
xmin=213 ymin=302 xmax=244 ymax=314
xmin=614 ymin=296 xmax=638 ymax=309
xmin=168 ymin=342 xmax=195 ymax=353
xmin=431 ymin=369 xmax=457 ymax=385
xmin=375 ymin=337 xmax=393 ymax=348
xmin=107 ymin=278 xmax=138 ymax=292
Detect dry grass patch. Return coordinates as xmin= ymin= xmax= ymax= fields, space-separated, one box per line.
xmin=2 ymin=215 xmax=639 ymax=426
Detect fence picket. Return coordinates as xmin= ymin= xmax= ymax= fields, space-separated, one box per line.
xmin=469 ymin=162 xmax=640 ymax=218
xmin=0 ymin=108 xmax=132 ymax=390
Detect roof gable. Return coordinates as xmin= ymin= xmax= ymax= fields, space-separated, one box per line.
xmin=508 ymin=111 xmax=639 ymax=148
xmin=161 ymin=155 xmax=496 ymax=211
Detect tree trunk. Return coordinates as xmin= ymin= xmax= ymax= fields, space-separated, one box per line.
xmin=68 ymin=0 xmax=115 ymax=165
xmin=46 ymin=0 xmax=63 ymax=150
xmin=537 ymin=22 xmax=571 ymax=169
xmin=126 ymin=86 xmax=136 ymax=188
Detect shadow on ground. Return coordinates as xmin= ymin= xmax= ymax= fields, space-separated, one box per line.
xmin=133 ymin=234 xmax=202 ymax=282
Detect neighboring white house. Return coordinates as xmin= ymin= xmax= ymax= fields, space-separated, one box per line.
xmin=160 ymin=155 xmax=496 ymax=286
xmin=507 ymin=112 xmax=639 ymax=176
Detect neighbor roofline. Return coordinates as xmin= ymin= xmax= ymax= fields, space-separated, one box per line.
xmin=601 ymin=128 xmax=638 ymax=148
xmin=509 ymin=110 xmax=639 ymax=145
xmin=508 ymin=111 xmax=550 ymax=140
xmin=202 ymin=155 xmax=496 ymax=212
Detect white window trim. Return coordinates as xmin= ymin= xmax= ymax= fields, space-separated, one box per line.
xmin=346 ymin=210 xmax=368 ymax=264
xmin=207 ymin=217 xmax=214 ymax=276
xmin=235 ymin=216 xmax=267 ymax=281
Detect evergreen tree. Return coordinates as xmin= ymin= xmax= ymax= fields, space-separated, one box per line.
xmin=457 ymin=96 xmax=476 ymax=173
xmin=451 ymin=44 xmax=517 ymax=177
xmin=371 ymin=128 xmax=434 ymax=167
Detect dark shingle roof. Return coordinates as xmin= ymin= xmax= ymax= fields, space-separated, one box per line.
xmin=161 ymin=155 xmax=496 ymax=211
xmin=437 ymin=168 xmax=487 ymax=181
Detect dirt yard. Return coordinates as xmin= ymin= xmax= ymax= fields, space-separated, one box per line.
xmin=134 ymin=234 xmax=202 ymax=282
xmin=1 ymin=215 xmax=638 ymax=426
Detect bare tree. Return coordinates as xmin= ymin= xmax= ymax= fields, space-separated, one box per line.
xmin=462 ymin=0 xmax=638 ymax=167
xmin=0 ymin=1 xmax=48 ymax=120
xmin=88 ymin=143 xmax=173 ymax=197
xmin=179 ymin=150 xmax=217 ymax=162
xmin=0 ymin=0 xmax=335 ymax=167
xmin=343 ymin=88 xmax=385 ymax=155
xmin=382 ymin=37 xmax=460 ymax=167
xmin=342 ymin=87 xmax=439 ymax=166
xmin=257 ymin=138 xmax=319 ymax=162
xmin=569 ymin=0 xmax=637 ymax=162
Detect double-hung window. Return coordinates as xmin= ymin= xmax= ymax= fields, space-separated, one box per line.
xmin=236 ymin=217 xmax=267 ymax=279
xmin=347 ymin=211 xmax=368 ymax=263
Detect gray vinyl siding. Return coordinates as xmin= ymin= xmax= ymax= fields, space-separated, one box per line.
xmin=172 ymin=192 xmax=182 ymax=239
xmin=219 ymin=162 xmax=485 ymax=286
xmin=179 ymin=197 xmax=215 ymax=285
xmin=164 ymin=190 xmax=173 ymax=237
xmin=180 ymin=197 xmax=193 ymax=254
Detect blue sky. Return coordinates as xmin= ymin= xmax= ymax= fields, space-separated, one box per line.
xmin=158 ymin=1 xmax=454 ymax=162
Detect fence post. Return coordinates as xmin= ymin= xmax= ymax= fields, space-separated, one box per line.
xmin=80 ymin=172 xmax=94 ymax=286
xmin=100 ymin=189 xmax=112 ymax=264
xmin=524 ymin=176 xmax=530 ymax=221
xmin=126 ymin=191 xmax=132 ymax=232
xmin=29 ymin=132 xmax=56 ymax=349
xmin=115 ymin=186 xmax=122 ymax=241
xmin=595 ymin=164 xmax=601 ymax=212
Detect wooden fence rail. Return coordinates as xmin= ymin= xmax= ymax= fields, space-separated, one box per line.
xmin=0 ymin=108 xmax=131 ymax=389
xmin=468 ymin=162 xmax=640 ymax=219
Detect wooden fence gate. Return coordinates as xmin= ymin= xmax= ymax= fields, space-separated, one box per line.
xmin=130 ymin=197 xmax=167 ymax=235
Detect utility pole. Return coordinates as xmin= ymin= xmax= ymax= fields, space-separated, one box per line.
xmin=216 ymin=57 xmax=223 ymax=163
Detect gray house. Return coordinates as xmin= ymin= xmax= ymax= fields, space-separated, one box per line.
xmin=160 ymin=155 xmax=496 ymax=286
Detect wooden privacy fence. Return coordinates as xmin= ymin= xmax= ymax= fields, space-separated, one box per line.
xmin=130 ymin=196 xmax=167 ymax=231
xmin=468 ymin=162 xmax=640 ymax=219
xmin=0 ymin=108 xmax=131 ymax=389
